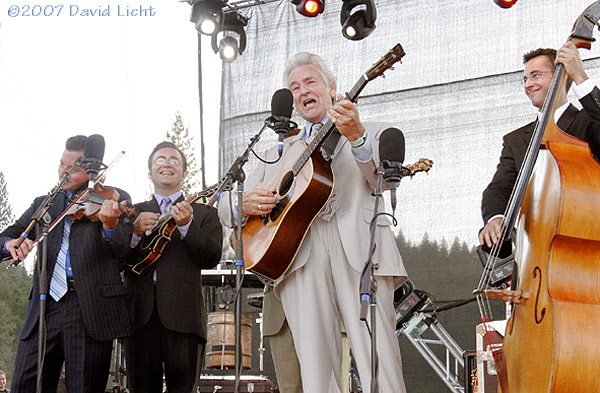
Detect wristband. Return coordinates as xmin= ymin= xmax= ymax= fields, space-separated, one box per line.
xmin=350 ymin=131 xmax=368 ymax=148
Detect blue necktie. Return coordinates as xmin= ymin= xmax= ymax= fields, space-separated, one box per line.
xmin=49 ymin=219 xmax=71 ymax=301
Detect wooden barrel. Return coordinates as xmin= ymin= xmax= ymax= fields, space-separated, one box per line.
xmin=206 ymin=311 xmax=252 ymax=369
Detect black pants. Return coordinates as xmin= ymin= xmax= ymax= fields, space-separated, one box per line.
xmin=12 ymin=290 xmax=113 ymax=393
xmin=124 ymin=304 xmax=203 ymax=393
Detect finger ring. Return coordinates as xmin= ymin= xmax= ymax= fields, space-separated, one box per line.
xmin=258 ymin=203 xmax=262 ymax=210
xmin=335 ymin=113 xmax=339 ymax=119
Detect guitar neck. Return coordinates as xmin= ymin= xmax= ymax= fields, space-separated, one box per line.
xmin=292 ymin=74 xmax=369 ymax=174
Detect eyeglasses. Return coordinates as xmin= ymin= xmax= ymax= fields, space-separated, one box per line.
xmin=522 ymin=70 xmax=553 ymax=85
xmin=153 ymin=157 xmax=181 ymax=166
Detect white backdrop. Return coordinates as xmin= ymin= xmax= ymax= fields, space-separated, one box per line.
xmin=218 ymin=0 xmax=600 ymax=245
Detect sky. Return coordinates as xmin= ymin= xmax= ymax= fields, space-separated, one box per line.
xmin=0 ymin=0 xmax=223 ymax=223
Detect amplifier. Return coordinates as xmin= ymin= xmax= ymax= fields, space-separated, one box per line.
xmin=198 ymin=376 xmax=274 ymax=392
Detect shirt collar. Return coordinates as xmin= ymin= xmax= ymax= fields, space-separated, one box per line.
xmin=537 ymin=101 xmax=570 ymax=123
xmin=154 ymin=191 xmax=182 ymax=206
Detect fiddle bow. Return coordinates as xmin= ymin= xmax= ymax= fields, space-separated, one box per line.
xmin=2 ymin=151 xmax=131 ymax=267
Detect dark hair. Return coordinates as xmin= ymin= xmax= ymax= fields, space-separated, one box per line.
xmin=523 ymin=48 xmax=573 ymax=90
xmin=147 ymin=141 xmax=187 ymax=173
xmin=65 ymin=135 xmax=87 ymax=152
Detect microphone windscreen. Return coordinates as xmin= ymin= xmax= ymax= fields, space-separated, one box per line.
xmin=379 ymin=128 xmax=405 ymax=164
xmin=271 ymin=88 xmax=294 ymax=118
xmin=84 ymin=134 xmax=106 ymax=161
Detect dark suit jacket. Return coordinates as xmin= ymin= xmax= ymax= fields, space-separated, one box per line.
xmin=481 ymin=86 xmax=600 ymax=223
xmin=0 ymin=189 xmax=134 ymax=341
xmin=123 ymin=196 xmax=222 ymax=342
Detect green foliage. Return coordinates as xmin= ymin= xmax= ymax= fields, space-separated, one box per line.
xmin=166 ymin=112 xmax=202 ymax=195
xmin=0 ymin=172 xmax=14 ymax=232
xmin=0 ymin=264 xmax=31 ymax=386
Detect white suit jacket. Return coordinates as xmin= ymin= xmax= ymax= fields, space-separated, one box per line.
xmin=218 ymin=121 xmax=407 ymax=284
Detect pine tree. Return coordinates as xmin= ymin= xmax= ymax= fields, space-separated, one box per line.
xmin=166 ymin=112 xmax=202 ymax=195
xmin=0 ymin=171 xmax=14 ymax=232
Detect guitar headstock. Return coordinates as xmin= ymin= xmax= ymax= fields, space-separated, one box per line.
xmin=405 ymin=158 xmax=433 ymax=177
xmin=365 ymin=43 xmax=406 ymax=81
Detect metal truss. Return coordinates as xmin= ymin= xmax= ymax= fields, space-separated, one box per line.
xmin=397 ymin=299 xmax=466 ymax=393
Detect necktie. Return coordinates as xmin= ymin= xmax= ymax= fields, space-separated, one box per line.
xmin=49 ymin=219 xmax=71 ymax=301
xmin=160 ymin=197 xmax=172 ymax=214
xmin=310 ymin=122 xmax=323 ymax=141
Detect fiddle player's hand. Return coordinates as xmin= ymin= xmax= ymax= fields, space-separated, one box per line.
xmin=133 ymin=212 xmax=160 ymax=236
xmin=242 ymin=188 xmax=277 ymax=216
xmin=556 ymin=41 xmax=588 ymax=85
xmin=479 ymin=217 xmax=504 ymax=248
xmin=171 ymin=201 xmax=193 ymax=226
xmin=6 ymin=238 xmax=34 ymax=261
xmin=328 ymin=93 xmax=366 ymax=143
xmin=100 ymin=199 xmax=121 ymax=230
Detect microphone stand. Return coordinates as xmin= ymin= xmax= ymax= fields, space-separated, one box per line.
xmin=359 ymin=162 xmax=386 ymax=393
xmin=221 ymin=123 xmax=270 ymax=393
xmin=35 ymin=210 xmax=51 ymax=393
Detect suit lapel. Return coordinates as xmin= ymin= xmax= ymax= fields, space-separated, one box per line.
xmin=556 ymin=104 xmax=579 ymax=132
xmin=522 ymin=119 xmax=536 ymax=146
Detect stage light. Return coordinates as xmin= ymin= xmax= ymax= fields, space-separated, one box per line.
xmin=340 ymin=0 xmax=376 ymax=41
xmin=292 ymin=0 xmax=325 ymax=17
xmin=218 ymin=36 xmax=239 ymax=62
xmin=494 ymin=0 xmax=517 ymax=8
xmin=190 ymin=0 xmax=224 ymax=35
xmin=211 ymin=12 xmax=248 ymax=63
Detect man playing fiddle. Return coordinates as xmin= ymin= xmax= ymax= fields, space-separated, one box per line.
xmin=0 ymin=135 xmax=134 ymax=393
xmin=123 ymin=141 xmax=222 ymax=393
xmin=480 ymin=42 xmax=600 ymax=247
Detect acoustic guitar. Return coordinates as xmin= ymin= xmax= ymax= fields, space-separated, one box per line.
xmin=242 ymin=44 xmax=407 ymax=282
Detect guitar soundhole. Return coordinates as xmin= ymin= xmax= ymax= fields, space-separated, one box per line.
xmin=267 ymin=171 xmax=294 ymax=223
xmin=279 ymin=171 xmax=294 ymax=198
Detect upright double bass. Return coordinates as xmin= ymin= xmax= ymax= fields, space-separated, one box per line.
xmin=476 ymin=2 xmax=600 ymax=392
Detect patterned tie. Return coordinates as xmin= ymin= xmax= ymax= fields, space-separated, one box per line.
xmin=49 ymin=219 xmax=71 ymax=301
xmin=310 ymin=122 xmax=323 ymax=141
xmin=160 ymin=197 xmax=172 ymax=214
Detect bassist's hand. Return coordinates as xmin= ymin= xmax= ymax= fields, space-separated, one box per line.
xmin=557 ymin=41 xmax=588 ymax=85
xmin=479 ymin=216 xmax=503 ymax=248
xmin=243 ymin=188 xmax=277 ymax=216
xmin=133 ymin=212 xmax=160 ymax=236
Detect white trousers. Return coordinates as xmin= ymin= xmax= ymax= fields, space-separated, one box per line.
xmin=277 ymin=217 xmax=407 ymax=393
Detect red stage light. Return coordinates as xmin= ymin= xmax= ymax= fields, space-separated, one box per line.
xmin=494 ymin=0 xmax=517 ymax=8
xmin=292 ymin=0 xmax=324 ymax=17
xmin=304 ymin=0 xmax=320 ymax=15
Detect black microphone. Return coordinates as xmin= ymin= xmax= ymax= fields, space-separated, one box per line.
xmin=379 ymin=128 xmax=405 ymax=215
xmin=83 ymin=134 xmax=105 ymax=188
xmin=267 ymin=88 xmax=297 ymax=157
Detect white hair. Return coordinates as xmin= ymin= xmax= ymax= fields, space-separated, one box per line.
xmin=283 ymin=52 xmax=337 ymax=89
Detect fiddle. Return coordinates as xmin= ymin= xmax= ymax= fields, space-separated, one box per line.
xmin=3 ymin=151 xmax=130 ymax=267
xmin=65 ymin=183 xmax=136 ymax=222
